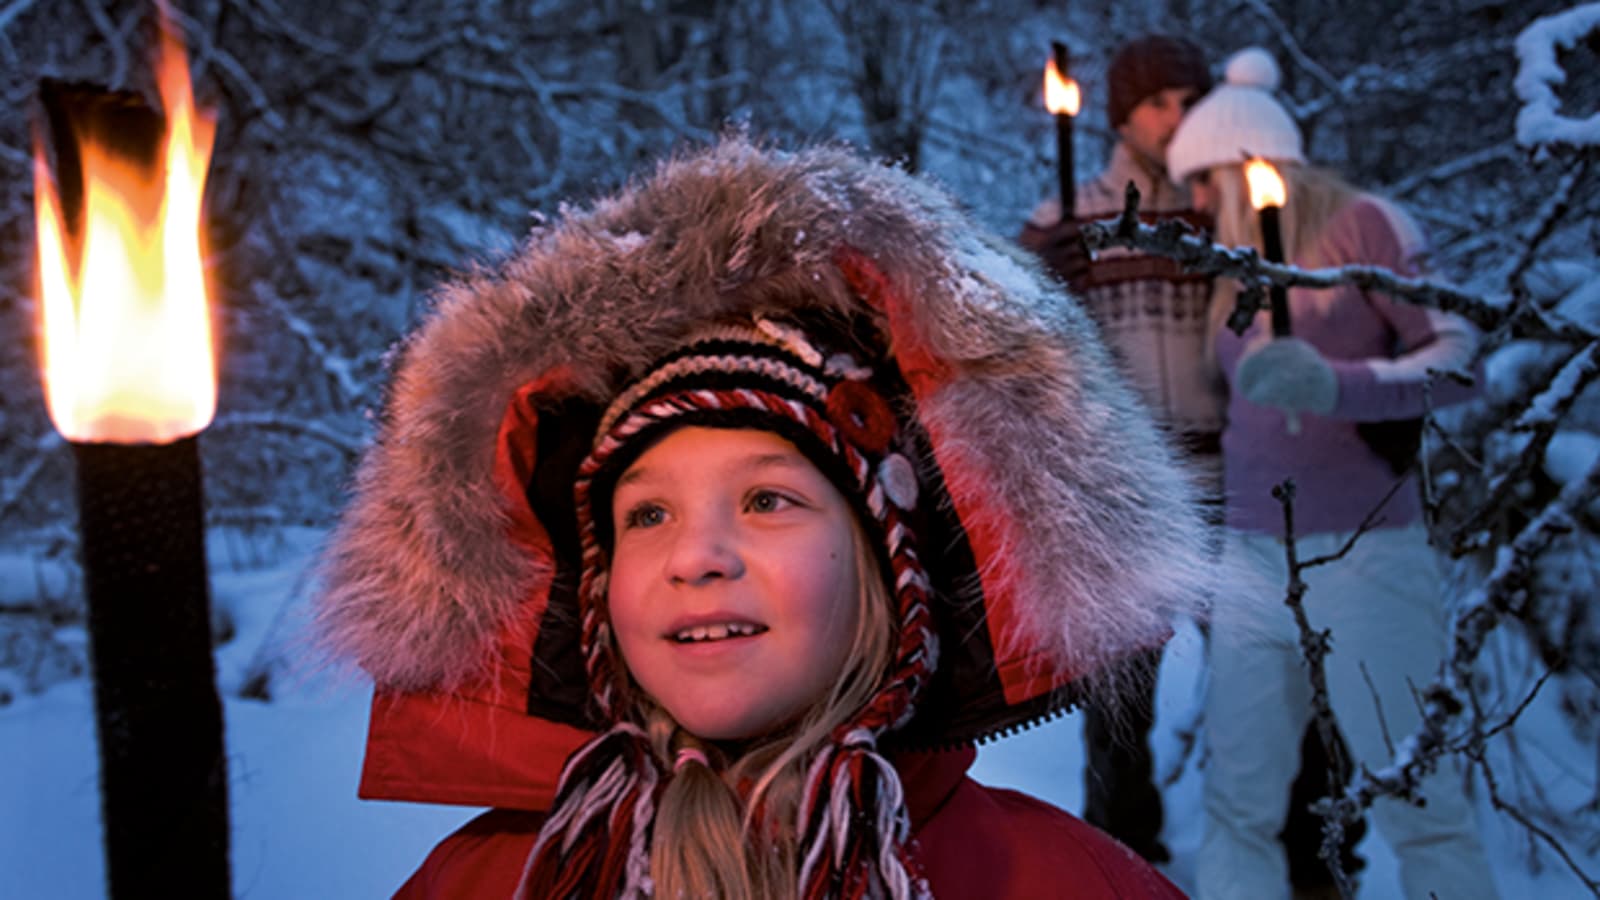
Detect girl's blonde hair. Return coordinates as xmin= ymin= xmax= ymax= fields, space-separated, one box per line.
xmin=1202 ymin=160 xmax=1360 ymax=361
xmin=622 ymin=513 xmax=897 ymax=900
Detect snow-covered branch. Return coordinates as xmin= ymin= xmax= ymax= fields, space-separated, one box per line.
xmin=1514 ymin=3 xmax=1600 ymax=153
xmin=1080 ymin=183 xmax=1594 ymax=345
xmin=1315 ymin=454 xmax=1600 ymax=894
xmin=1450 ymin=341 xmax=1600 ymax=555
xmin=1505 ymin=157 xmax=1594 ymax=290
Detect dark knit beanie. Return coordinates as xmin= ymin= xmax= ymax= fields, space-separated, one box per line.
xmin=1106 ymin=34 xmax=1212 ymax=127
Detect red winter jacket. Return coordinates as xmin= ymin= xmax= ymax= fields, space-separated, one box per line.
xmin=393 ymin=746 xmax=1184 ymax=899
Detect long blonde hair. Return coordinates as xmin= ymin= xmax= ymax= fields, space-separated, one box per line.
xmin=626 ymin=514 xmax=898 ymax=900
xmin=1203 ymin=160 xmax=1361 ymax=359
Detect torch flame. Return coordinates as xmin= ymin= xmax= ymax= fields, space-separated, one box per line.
xmin=35 ymin=21 xmax=217 ymax=444
xmin=1245 ymin=157 xmax=1287 ymax=211
xmin=1044 ymin=58 xmax=1081 ymax=117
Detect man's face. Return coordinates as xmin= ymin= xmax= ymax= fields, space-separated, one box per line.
xmin=1117 ymin=86 xmax=1202 ymax=170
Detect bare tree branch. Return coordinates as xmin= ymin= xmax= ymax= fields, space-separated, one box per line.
xmin=209 ymin=412 xmax=365 ymax=461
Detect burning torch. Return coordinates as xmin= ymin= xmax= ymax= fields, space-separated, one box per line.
xmin=1043 ymin=41 xmax=1081 ymax=220
xmin=1245 ymin=157 xmax=1300 ymax=434
xmin=33 ymin=16 xmax=230 ymax=898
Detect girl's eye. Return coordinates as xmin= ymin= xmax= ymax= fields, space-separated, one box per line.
xmin=746 ymin=489 xmax=796 ymax=514
xmin=621 ymin=502 xmax=666 ymax=530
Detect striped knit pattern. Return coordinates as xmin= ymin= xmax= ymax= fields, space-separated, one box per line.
xmin=521 ymin=333 xmax=940 ymax=897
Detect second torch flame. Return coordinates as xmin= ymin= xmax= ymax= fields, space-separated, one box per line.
xmin=1245 ymin=157 xmax=1287 ymax=210
xmin=35 ymin=25 xmax=217 ymax=445
xmin=1043 ymin=58 xmax=1081 ymax=116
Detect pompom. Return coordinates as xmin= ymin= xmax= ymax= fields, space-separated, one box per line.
xmin=1225 ymin=47 xmax=1280 ymax=91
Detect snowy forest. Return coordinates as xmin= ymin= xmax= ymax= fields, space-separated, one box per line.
xmin=2 ymin=0 xmax=1598 ymax=897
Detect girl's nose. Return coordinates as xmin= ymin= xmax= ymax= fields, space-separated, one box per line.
xmin=665 ymin=521 xmax=745 ymax=586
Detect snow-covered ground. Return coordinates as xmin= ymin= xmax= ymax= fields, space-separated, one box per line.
xmin=2 ymin=528 xmax=1593 ymax=898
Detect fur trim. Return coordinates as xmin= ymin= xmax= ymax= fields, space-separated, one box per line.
xmin=314 ymin=136 xmax=1214 ymax=692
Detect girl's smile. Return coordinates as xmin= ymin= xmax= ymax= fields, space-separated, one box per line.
xmin=606 ymin=426 xmax=862 ymax=741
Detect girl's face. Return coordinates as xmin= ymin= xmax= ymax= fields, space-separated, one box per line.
xmin=606 ymin=426 xmax=863 ymax=741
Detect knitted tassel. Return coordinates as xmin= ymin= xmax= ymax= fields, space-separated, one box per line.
xmin=796 ymin=730 xmax=929 ymax=900
xmin=518 ymin=722 xmax=661 ymax=899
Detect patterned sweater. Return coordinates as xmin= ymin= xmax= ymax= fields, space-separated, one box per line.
xmin=1022 ymin=142 xmax=1223 ymax=495
xmin=1216 ymin=196 xmax=1478 ymax=536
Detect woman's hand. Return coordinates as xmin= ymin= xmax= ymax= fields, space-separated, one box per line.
xmin=1235 ymin=337 xmax=1337 ymax=416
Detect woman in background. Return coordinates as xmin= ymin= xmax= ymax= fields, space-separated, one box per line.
xmin=1166 ymin=47 xmax=1499 ymax=900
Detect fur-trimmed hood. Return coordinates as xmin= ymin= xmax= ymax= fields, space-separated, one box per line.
xmin=316 ymin=137 xmax=1213 ymax=774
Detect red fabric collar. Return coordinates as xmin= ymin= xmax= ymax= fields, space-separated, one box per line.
xmin=896 ymin=745 xmax=977 ymax=831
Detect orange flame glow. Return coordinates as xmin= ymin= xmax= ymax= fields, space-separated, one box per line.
xmin=1044 ymin=58 xmax=1080 ymax=117
xmin=35 ymin=22 xmax=217 ymax=444
xmin=1245 ymin=157 xmax=1287 ymax=211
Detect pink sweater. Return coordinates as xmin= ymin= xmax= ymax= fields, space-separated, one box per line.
xmin=1215 ymin=197 xmax=1478 ymax=536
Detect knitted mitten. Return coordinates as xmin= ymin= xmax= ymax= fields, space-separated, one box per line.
xmin=1235 ymin=337 xmax=1337 ymax=415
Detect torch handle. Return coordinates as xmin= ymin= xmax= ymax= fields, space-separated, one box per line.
xmin=1056 ymin=115 xmax=1075 ymax=218
xmin=1260 ymin=205 xmax=1291 ymax=337
xmin=1051 ymin=40 xmax=1075 ymax=218
xmin=74 ymin=437 xmax=231 ymax=898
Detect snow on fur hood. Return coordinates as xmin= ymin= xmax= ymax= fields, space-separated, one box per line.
xmin=314 ymin=137 xmax=1215 ymax=748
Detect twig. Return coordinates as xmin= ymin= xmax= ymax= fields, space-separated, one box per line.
xmin=1271 ymin=479 xmax=1361 ymax=900
xmin=1481 ymin=667 xmax=1557 ymax=743
xmin=1474 ymin=742 xmax=1600 ymax=892
xmin=1361 ymin=661 xmax=1397 ymax=758
xmin=1299 ymin=475 xmax=1407 ymax=570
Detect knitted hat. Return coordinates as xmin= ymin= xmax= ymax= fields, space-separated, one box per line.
xmin=575 ymin=319 xmax=933 ymax=705
xmin=1106 ymin=34 xmax=1213 ymax=128
xmin=520 ymin=318 xmax=939 ymax=897
xmin=1166 ymin=47 xmax=1306 ymax=183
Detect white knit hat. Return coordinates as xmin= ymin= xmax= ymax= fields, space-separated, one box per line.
xmin=1166 ymin=47 xmax=1305 ymax=183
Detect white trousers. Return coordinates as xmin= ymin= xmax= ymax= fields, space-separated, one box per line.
xmin=1197 ymin=525 xmax=1499 ymax=900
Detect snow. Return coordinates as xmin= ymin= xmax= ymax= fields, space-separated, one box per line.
xmin=1514 ymin=3 xmax=1600 ymax=150
xmin=1547 ymin=430 xmax=1600 ymax=486
xmin=1545 ymin=430 xmax=1600 ymax=518
xmin=3 ymin=535 xmax=1595 ymax=898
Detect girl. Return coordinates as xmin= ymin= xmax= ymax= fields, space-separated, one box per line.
xmin=316 ymin=138 xmax=1216 ymax=898
xmin=1166 ymin=50 xmax=1499 ymax=900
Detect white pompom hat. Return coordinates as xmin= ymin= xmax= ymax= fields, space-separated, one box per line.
xmin=1166 ymin=47 xmax=1305 ymax=183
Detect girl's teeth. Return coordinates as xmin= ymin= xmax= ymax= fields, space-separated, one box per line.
xmin=677 ymin=623 xmax=761 ymax=642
